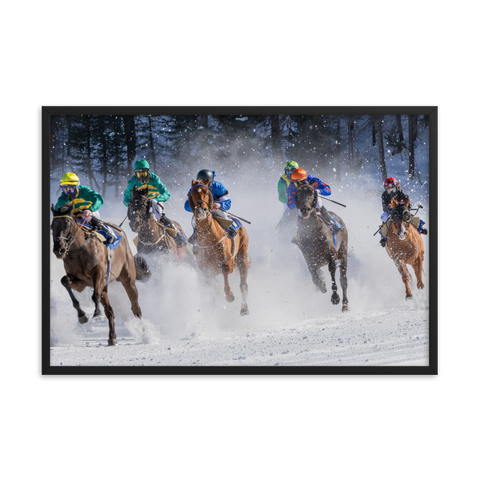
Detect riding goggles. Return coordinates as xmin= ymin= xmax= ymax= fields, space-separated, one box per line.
xmin=135 ymin=169 xmax=149 ymax=178
xmin=285 ymin=168 xmax=295 ymax=176
xmin=61 ymin=185 xmax=78 ymax=195
xmin=385 ymin=185 xmax=397 ymax=193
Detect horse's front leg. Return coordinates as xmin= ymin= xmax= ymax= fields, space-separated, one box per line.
xmin=307 ymin=262 xmax=327 ymax=293
xmin=394 ymin=258 xmax=412 ymax=299
xmin=91 ymin=265 xmax=106 ymax=322
xmin=413 ymin=255 xmax=425 ymax=290
xmin=339 ymin=255 xmax=350 ymax=312
xmin=100 ymin=286 xmax=117 ymax=346
xmin=328 ymin=258 xmax=340 ymax=305
xmin=60 ymin=275 xmax=89 ymax=324
xmin=222 ymin=262 xmax=235 ymax=303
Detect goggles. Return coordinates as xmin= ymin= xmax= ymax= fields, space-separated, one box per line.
xmin=135 ymin=169 xmax=149 ymax=178
xmin=385 ymin=185 xmax=396 ymax=192
xmin=285 ymin=168 xmax=295 ymax=176
xmin=61 ymin=185 xmax=78 ymax=195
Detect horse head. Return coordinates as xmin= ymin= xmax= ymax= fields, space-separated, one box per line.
xmin=189 ymin=180 xmax=213 ymax=221
xmin=51 ymin=202 xmax=76 ymax=259
xmin=295 ymin=184 xmax=318 ymax=218
xmin=389 ymin=193 xmax=411 ymax=241
xmin=129 ymin=185 xmax=152 ymax=232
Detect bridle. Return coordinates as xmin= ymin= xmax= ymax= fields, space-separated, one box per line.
xmin=51 ymin=215 xmax=91 ymax=254
xmin=387 ymin=205 xmax=411 ymax=237
xmin=296 ymin=184 xmax=317 ymax=218
xmin=189 ymin=183 xmax=229 ymax=249
xmin=130 ymin=197 xmax=168 ymax=246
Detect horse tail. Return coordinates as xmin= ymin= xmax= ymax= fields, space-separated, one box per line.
xmin=134 ymin=254 xmax=151 ymax=283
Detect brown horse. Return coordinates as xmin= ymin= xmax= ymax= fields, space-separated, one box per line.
xmin=294 ymin=184 xmax=350 ymax=311
xmin=128 ymin=185 xmax=190 ymax=260
xmin=188 ymin=180 xmax=250 ymax=315
xmin=385 ymin=194 xmax=425 ymax=300
xmin=51 ymin=202 xmax=143 ymax=346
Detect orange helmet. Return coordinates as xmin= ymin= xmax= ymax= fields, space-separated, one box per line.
xmin=291 ymin=168 xmax=307 ymax=182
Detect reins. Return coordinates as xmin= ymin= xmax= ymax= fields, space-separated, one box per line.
xmin=52 ymin=215 xmax=91 ymax=254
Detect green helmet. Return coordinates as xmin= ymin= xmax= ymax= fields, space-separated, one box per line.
xmin=134 ymin=158 xmax=150 ymax=171
xmin=284 ymin=160 xmax=299 ymax=170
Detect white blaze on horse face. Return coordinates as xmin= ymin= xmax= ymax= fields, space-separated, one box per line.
xmin=398 ymin=222 xmax=407 ymax=240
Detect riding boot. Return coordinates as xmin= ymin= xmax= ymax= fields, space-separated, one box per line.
xmin=91 ymin=217 xmax=117 ymax=244
xmin=320 ymin=206 xmax=341 ymax=234
xmin=162 ymin=215 xmax=188 ymax=247
xmin=227 ymin=226 xmax=238 ymax=239
xmin=380 ymin=237 xmax=387 ymax=247
xmin=420 ymin=228 xmax=428 ymax=235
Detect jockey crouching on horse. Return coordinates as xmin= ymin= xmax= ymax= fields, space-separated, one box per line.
xmin=123 ymin=159 xmax=187 ymax=248
xmin=276 ymin=160 xmax=300 ymax=230
xmin=379 ymin=177 xmax=428 ymax=247
xmin=56 ymin=172 xmax=119 ymax=245
xmin=287 ymin=168 xmax=342 ymax=245
xmin=184 ymin=169 xmax=239 ymax=244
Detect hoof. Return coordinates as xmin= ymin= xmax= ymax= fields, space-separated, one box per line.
xmin=108 ymin=339 xmax=118 ymax=346
xmin=317 ymin=283 xmax=327 ymax=294
xmin=342 ymin=305 xmax=350 ymax=312
xmin=331 ymin=293 xmax=340 ymax=305
xmin=240 ymin=307 xmax=249 ymax=316
xmin=226 ymin=294 xmax=235 ymax=303
xmin=406 ymin=294 xmax=413 ymax=300
xmin=78 ymin=314 xmax=89 ymax=325
xmin=92 ymin=315 xmax=105 ymax=322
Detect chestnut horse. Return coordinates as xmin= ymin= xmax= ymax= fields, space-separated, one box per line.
xmin=188 ymin=180 xmax=250 ymax=315
xmin=385 ymin=194 xmax=425 ymax=300
xmin=128 ymin=185 xmax=190 ymax=260
xmin=51 ymin=202 xmax=143 ymax=346
xmin=294 ymin=184 xmax=350 ymax=311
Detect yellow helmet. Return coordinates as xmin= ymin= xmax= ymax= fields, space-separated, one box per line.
xmin=60 ymin=172 xmax=80 ymax=186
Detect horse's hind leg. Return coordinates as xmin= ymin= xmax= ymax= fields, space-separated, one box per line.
xmin=236 ymin=246 xmax=249 ymax=316
xmin=100 ymin=287 xmax=117 ymax=346
xmin=328 ymin=258 xmax=340 ymax=305
xmin=60 ymin=275 xmax=89 ymax=324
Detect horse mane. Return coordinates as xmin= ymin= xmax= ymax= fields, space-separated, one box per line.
xmin=189 ymin=180 xmax=213 ymax=211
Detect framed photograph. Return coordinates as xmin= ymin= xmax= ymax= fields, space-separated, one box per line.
xmin=43 ymin=107 xmax=437 ymax=375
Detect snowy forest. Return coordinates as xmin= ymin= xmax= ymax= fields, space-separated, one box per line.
xmin=49 ymin=114 xmax=429 ymax=197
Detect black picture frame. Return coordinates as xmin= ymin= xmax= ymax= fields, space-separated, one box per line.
xmin=42 ymin=106 xmax=438 ymax=375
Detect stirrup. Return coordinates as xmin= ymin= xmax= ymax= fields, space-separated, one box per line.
xmin=380 ymin=237 xmax=386 ymax=247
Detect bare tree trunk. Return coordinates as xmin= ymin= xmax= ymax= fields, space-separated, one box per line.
xmin=123 ymin=115 xmax=136 ymax=175
xmin=270 ymin=115 xmax=282 ymax=159
xmin=347 ymin=116 xmax=354 ymax=163
xmin=374 ymin=115 xmax=387 ymax=181
xmin=396 ymin=115 xmax=404 ymax=142
xmin=372 ymin=116 xmax=376 ymax=146
xmin=198 ymin=115 xmax=208 ymax=128
xmin=148 ymin=116 xmax=157 ymax=172
xmin=408 ymin=115 xmax=417 ymax=180
xmin=85 ymin=116 xmax=101 ymax=191
xmin=114 ymin=116 xmax=122 ymax=201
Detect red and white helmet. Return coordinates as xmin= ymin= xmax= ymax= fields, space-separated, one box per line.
xmin=384 ymin=177 xmax=399 ymax=189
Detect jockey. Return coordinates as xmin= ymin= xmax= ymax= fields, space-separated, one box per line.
xmin=278 ymin=160 xmax=299 ymax=206
xmin=123 ymin=158 xmax=187 ymax=247
xmin=55 ymin=172 xmax=118 ymax=244
xmin=379 ymin=177 xmax=428 ymax=247
xmin=184 ymin=169 xmax=238 ymax=241
xmin=287 ymin=168 xmax=342 ymax=244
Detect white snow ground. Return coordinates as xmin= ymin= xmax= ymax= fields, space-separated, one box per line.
xmin=49 ymin=145 xmax=430 ymax=367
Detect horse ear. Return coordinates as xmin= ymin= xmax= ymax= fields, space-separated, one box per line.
xmin=67 ymin=202 xmax=74 ymax=215
xmin=208 ymin=190 xmax=214 ymax=211
xmin=51 ymin=204 xmax=56 ymax=216
xmin=390 ymin=197 xmax=398 ymax=209
xmin=187 ymin=191 xmax=195 ymax=212
xmin=191 ymin=179 xmax=196 ymax=188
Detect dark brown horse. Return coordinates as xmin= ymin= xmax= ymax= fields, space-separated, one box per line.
xmin=128 ymin=185 xmax=190 ymax=261
xmin=294 ymin=184 xmax=350 ymax=311
xmin=385 ymin=194 xmax=425 ymax=299
xmin=51 ymin=202 xmax=144 ymax=346
xmin=188 ymin=180 xmax=250 ymax=315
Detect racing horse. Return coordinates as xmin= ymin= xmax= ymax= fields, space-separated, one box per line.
xmin=128 ymin=185 xmax=190 ymax=260
xmin=188 ymin=180 xmax=250 ymax=315
xmin=385 ymin=193 xmax=425 ymax=299
xmin=51 ymin=202 xmax=144 ymax=346
xmin=294 ymin=184 xmax=350 ymax=311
